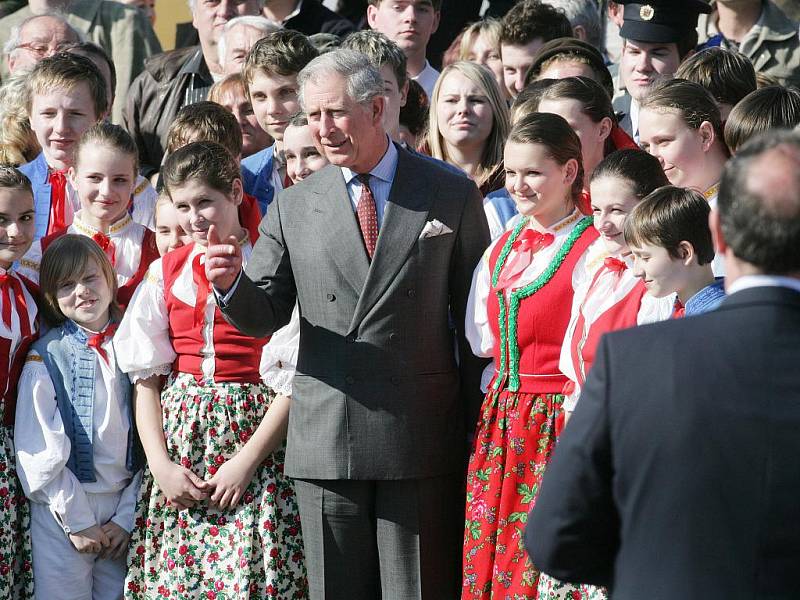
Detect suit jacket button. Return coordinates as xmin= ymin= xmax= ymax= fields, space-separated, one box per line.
xmin=346 ymin=334 xmax=356 ymax=343
xmin=345 ymin=375 xmax=355 ymax=385
xmin=407 ymin=289 xmax=416 ymax=298
xmin=388 ymin=332 xmax=397 ymax=341
xmin=326 ymin=293 xmax=336 ymax=302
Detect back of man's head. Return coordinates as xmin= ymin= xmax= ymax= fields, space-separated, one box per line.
xmin=500 ymin=0 xmax=573 ymax=48
xmin=719 ymin=130 xmax=800 ymax=275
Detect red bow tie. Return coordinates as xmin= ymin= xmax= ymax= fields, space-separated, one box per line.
xmin=512 ymin=229 xmax=555 ymax=253
xmin=48 ymin=168 xmax=70 ymax=235
xmin=87 ymin=323 xmax=118 ymax=365
xmin=672 ymin=298 xmax=686 ymax=319
xmin=0 ymin=273 xmax=32 ymax=337
xmin=604 ymin=257 xmax=628 ymax=274
xmin=92 ymin=231 xmax=116 ymax=266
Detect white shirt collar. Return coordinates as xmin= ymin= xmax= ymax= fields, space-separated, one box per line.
xmin=727 ymin=274 xmax=800 ymax=295
xmin=341 ymin=136 xmax=398 ymax=184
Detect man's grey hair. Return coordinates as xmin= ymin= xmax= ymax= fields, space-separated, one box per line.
xmin=298 ymin=49 xmax=384 ymax=110
xmin=3 ymin=12 xmax=83 ymax=58
xmin=217 ymin=15 xmax=281 ymax=66
xmin=188 ymin=0 xmax=266 ymax=12
xmin=542 ymin=0 xmax=604 ymax=52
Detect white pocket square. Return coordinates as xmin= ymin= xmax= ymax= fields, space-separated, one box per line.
xmin=419 ymin=219 xmax=453 ymax=239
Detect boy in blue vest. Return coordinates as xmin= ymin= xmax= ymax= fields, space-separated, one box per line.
xmin=240 ymin=29 xmax=318 ymax=214
xmin=20 ymin=52 xmax=108 ymax=241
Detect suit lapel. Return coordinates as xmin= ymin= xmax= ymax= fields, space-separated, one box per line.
xmin=311 ymin=166 xmax=370 ymax=296
xmin=349 ymin=149 xmax=433 ymax=331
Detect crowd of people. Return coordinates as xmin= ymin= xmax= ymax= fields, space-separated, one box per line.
xmin=0 ymin=0 xmax=799 ymax=599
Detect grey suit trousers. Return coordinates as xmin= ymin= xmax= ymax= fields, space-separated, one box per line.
xmin=295 ymin=475 xmax=464 ymax=600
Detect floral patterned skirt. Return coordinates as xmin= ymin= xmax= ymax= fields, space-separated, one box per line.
xmin=462 ymin=388 xmax=562 ymax=600
xmin=0 ymin=423 xmax=34 ymax=599
xmin=537 ymin=574 xmax=607 ymax=600
xmin=124 ymin=373 xmax=308 ymax=599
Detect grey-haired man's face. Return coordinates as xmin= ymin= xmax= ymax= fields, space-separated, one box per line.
xmin=192 ymin=0 xmax=262 ymax=50
xmin=7 ymin=17 xmax=79 ymax=74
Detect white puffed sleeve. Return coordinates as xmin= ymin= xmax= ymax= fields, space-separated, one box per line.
xmin=115 ymin=258 xmax=175 ymax=382
xmin=131 ymin=175 xmax=156 ymax=231
xmin=15 ymin=354 xmax=97 ymax=534
xmin=638 ymin=292 xmax=675 ymax=325
xmin=111 ymin=470 xmax=143 ymax=533
xmin=465 ymin=245 xmax=498 ymax=392
xmin=260 ymin=304 xmax=300 ymax=396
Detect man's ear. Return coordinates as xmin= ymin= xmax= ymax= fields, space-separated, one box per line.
xmin=572 ymin=25 xmax=587 ymax=42
xmin=709 ymin=208 xmax=727 ymax=255
xmin=399 ymin=79 xmax=409 ymax=108
xmin=366 ymin=3 xmax=379 ymax=28
xmin=678 ymin=240 xmax=696 ymax=265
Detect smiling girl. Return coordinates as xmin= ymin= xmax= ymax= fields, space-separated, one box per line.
xmin=16 ymin=234 xmax=141 ymax=600
xmin=462 ymin=112 xmax=598 ymax=599
xmin=115 ymin=142 xmax=307 ymax=599
xmin=0 ymin=167 xmax=37 ymax=600
xmin=282 ymin=112 xmax=330 ymax=184
xmin=18 ymin=123 xmax=159 ymax=310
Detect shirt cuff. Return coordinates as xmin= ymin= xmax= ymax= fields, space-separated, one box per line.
xmin=213 ymin=270 xmax=243 ymax=307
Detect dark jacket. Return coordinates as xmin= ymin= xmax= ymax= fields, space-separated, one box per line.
xmin=526 ymin=285 xmax=800 ymax=600
xmin=285 ymin=0 xmax=355 ymax=37
xmin=123 ymin=46 xmax=213 ymax=176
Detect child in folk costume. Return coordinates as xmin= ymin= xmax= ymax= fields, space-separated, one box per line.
xmin=153 ymin=193 xmax=191 ymax=257
xmin=18 ymin=123 xmax=159 ymax=311
xmin=115 ymin=142 xmax=307 ymax=599
xmin=462 ymin=113 xmax=599 ymax=599
xmin=0 ymin=167 xmax=38 ymax=599
xmin=15 ymin=235 xmax=142 ymax=599
xmin=625 ymin=186 xmax=725 ymax=319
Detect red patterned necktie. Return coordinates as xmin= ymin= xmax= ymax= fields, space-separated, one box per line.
xmin=283 ymin=172 xmax=293 ymax=189
xmin=356 ymin=174 xmax=378 ymax=259
xmin=0 ymin=272 xmax=31 ymax=336
xmin=92 ymin=231 xmax=116 ymax=266
xmin=48 ymin=168 xmax=70 ymax=235
xmin=87 ymin=323 xmax=118 ymax=365
xmin=192 ymin=253 xmax=211 ymax=327
xmin=672 ymin=298 xmax=686 ymax=319
xmin=495 ymin=229 xmax=555 ymax=290
xmin=603 ymin=257 xmax=627 ymax=274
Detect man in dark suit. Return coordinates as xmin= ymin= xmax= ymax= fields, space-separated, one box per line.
xmin=207 ymin=48 xmax=489 ymax=599
xmin=525 ymin=130 xmax=800 ymax=599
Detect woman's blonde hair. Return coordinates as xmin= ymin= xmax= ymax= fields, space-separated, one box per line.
xmin=0 ymin=73 xmax=40 ymax=166
xmin=39 ymin=234 xmax=121 ymax=327
xmin=426 ymin=61 xmax=509 ymax=187
xmin=458 ymin=18 xmax=502 ymax=61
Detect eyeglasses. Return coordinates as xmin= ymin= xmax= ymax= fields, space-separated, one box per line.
xmin=15 ymin=42 xmax=72 ymax=58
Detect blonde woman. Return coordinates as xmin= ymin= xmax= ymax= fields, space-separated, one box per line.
xmin=0 ymin=73 xmax=39 ymax=166
xmin=458 ymin=19 xmax=506 ymax=99
xmin=427 ymin=61 xmax=509 ymax=195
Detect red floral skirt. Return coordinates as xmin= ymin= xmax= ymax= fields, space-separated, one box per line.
xmin=462 ymin=387 xmax=563 ymax=600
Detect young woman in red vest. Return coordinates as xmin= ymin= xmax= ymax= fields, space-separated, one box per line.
xmin=462 ymin=112 xmax=598 ymax=599
xmin=17 ymin=123 xmax=158 ymax=311
xmin=536 ymin=150 xmax=675 ymax=599
xmin=114 ymin=142 xmax=306 ymax=599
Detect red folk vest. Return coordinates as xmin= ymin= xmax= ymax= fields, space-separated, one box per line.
xmin=487 ymin=217 xmax=597 ymax=394
xmin=161 ymin=243 xmax=269 ymax=383
xmin=570 ymin=270 xmax=647 ymax=387
xmin=41 ymin=228 xmax=159 ymax=311
xmin=1 ymin=274 xmax=38 ymax=425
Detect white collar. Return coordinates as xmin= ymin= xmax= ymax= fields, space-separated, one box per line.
xmin=727 ymin=274 xmax=800 ymax=295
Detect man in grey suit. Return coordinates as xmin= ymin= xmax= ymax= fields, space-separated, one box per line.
xmin=206 ymin=49 xmax=490 ymax=599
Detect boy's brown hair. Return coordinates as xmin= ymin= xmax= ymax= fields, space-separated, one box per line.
xmin=674 ymin=47 xmax=757 ymax=109
xmin=242 ymin=30 xmax=319 ymax=85
xmin=0 ymin=164 xmax=33 ymax=197
xmin=723 ymin=86 xmax=800 ymax=154
xmin=161 ymin=141 xmax=242 ymax=199
xmin=166 ymin=101 xmax=243 ymax=158
xmin=39 ymin=234 xmax=121 ymax=327
xmin=25 ymin=52 xmax=107 ymax=119
xmin=366 ymin=0 xmax=442 ymax=12
xmin=624 ymin=185 xmax=715 ymax=265
xmin=500 ymin=0 xmax=572 ymax=48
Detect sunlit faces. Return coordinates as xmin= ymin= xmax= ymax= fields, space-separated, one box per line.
xmin=7 ymin=16 xmax=78 ymax=74
xmin=465 ymin=33 xmax=504 ymax=96
xmin=629 ymin=241 xmax=690 ymax=298
xmin=170 ymin=178 xmax=243 ymax=246
xmin=304 ymin=71 xmax=386 ymax=173
xmin=589 ymin=176 xmax=641 ymax=255
xmin=154 ymin=199 xmax=191 ymax=256
xmin=67 ymin=49 xmax=114 ymax=117
xmin=537 ymin=97 xmax=611 ymax=176
xmin=283 ymin=123 xmax=329 ymax=183
xmin=248 ymin=70 xmax=300 ymax=141
xmin=217 ymin=86 xmax=272 ymax=157
xmin=28 ymin=83 xmax=101 ymax=171
xmin=620 ymin=39 xmax=681 ymax=102
xmin=501 ymin=39 xmax=544 ymax=98
xmin=436 ymin=70 xmax=493 ymax=150
xmin=504 ymin=140 xmax=577 ymax=225
xmin=538 ymin=59 xmax=596 ymax=81
xmin=192 ymin=0 xmax=262 ymax=49
xmin=367 ymin=0 xmax=441 ymax=58
xmin=69 ymin=143 xmax=136 ymax=231
xmin=0 ymin=188 xmax=35 ymax=269
xmin=379 ymin=64 xmax=408 ymax=139
xmin=221 ymin=24 xmax=266 ymax=75
xmin=638 ymin=108 xmax=712 ymax=189
xmin=55 ymin=257 xmax=113 ymax=331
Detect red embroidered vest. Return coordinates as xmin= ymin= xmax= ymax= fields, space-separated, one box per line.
xmin=240 ymin=193 xmax=262 ymax=244
xmin=41 ymin=228 xmax=159 ymax=311
xmin=487 ymin=217 xmax=598 ymax=394
xmin=161 ymin=244 xmax=269 ymax=383
xmin=1 ymin=274 xmax=39 ymax=425
xmin=570 ymin=273 xmax=647 ymax=387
